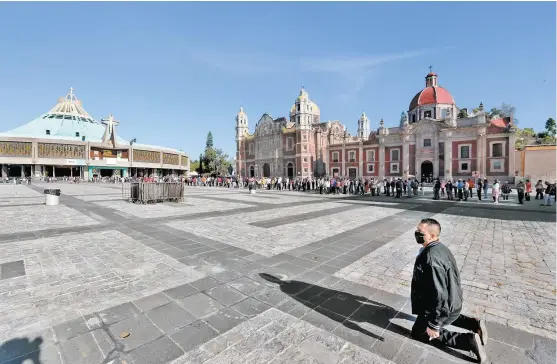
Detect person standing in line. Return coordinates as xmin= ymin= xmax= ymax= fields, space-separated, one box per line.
xmin=516 ymin=180 xmax=525 ymax=204
xmin=525 ymin=179 xmax=532 ymax=201
xmin=411 ymin=218 xmax=488 ymax=363
xmin=476 ymin=179 xmax=482 ymax=201
xmin=543 ymin=181 xmax=556 ymax=206
xmin=482 ymin=179 xmax=489 ymax=200
xmin=492 ymin=180 xmax=500 ymax=203
xmin=468 ymin=178 xmax=474 ymax=200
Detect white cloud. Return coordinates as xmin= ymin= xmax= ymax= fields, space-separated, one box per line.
xmin=300 ymin=47 xmax=454 ymax=101
xmin=300 ymin=48 xmax=438 ymax=73
xmin=186 ymin=47 xmax=284 ymax=74
xmin=186 ymin=46 xmax=454 ymax=101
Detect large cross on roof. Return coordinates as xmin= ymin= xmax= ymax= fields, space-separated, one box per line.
xmin=102 ymin=114 xmax=119 ymax=135
xmin=101 ymin=114 xmax=119 ymax=146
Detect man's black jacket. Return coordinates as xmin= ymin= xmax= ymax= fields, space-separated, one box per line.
xmin=411 ymin=241 xmax=463 ymax=331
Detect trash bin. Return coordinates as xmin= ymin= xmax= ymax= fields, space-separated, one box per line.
xmin=44 ymin=189 xmax=61 ymax=206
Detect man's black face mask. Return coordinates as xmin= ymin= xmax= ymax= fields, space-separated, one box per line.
xmin=415 ymin=231 xmax=425 ymax=245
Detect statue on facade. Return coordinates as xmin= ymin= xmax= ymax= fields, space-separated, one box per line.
xmin=399 ymin=112 xmax=408 ymax=127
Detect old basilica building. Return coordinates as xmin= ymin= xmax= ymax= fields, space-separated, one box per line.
xmin=235 ymin=71 xmax=516 ymax=182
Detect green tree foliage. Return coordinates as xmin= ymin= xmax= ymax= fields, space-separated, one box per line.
xmin=205 ymin=132 xmax=214 ymax=150
xmin=197 ymin=153 xmax=204 ymax=174
xmin=515 ymin=124 xmax=556 ymax=150
xmin=202 ymin=131 xmax=230 ymax=176
xmin=545 ymin=118 xmax=556 ymax=138
xmin=515 ymin=128 xmax=537 ymax=149
xmin=457 ymin=109 xmax=468 ymax=119
xmin=190 ymin=159 xmax=200 ymax=173
xmin=487 ymin=103 xmax=518 ymax=124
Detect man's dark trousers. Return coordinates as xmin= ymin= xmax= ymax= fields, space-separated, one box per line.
xmin=411 ymin=312 xmax=478 ymax=351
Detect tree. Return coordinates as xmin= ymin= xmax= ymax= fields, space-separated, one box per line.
xmin=197 ymin=153 xmax=204 ymax=174
xmin=201 ymin=131 xmax=230 ymax=176
xmin=457 ymin=109 xmax=468 ymax=119
xmin=203 ymin=148 xmax=230 ymax=176
xmin=205 ymin=132 xmax=214 ymax=150
xmin=515 ymin=127 xmax=537 ymax=150
xmin=488 ymin=103 xmax=518 ymax=124
xmin=190 ymin=159 xmax=200 ymax=173
xmin=545 ymin=118 xmax=556 ymax=138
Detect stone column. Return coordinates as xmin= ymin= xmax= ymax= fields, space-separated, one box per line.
xmin=476 ymin=133 xmax=484 ymax=178
xmin=433 ymin=133 xmax=439 ymax=177
xmin=402 ymin=137 xmax=409 ymax=179
xmin=378 ymin=138 xmax=385 ymax=180
xmin=443 ymin=133 xmax=453 ymax=181
xmin=480 ymin=134 xmax=487 ymax=178
xmin=21 ymin=165 xmax=25 ymax=178
xmin=1 ymin=164 xmax=7 ymax=178
xmin=508 ymin=133 xmax=516 ymax=180
xmin=358 ymin=141 xmax=363 ymax=178
xmin=341 ymin=145 xmax=346 ymax=177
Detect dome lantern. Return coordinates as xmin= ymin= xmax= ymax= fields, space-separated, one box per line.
xmin=408 ymin=71 xmax=455 ymax=112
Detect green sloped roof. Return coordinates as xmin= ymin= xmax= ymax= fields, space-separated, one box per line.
xmin=0 ymin=114 xmax=128 ymax=144
xmin=0 ymin=88 xmax=187 ymax=156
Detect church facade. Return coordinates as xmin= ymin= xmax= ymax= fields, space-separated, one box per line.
xmin=236 ymin=72 xmax=516 ymax=182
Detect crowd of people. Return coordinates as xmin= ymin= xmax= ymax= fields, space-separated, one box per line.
xmin=430 ymin=178 xmax=555 ymax=206
xmin=184 ymin=175 xmax=556 ymax=206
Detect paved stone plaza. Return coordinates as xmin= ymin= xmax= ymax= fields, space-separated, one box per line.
xmin=0 ymin=183 xmax=555 ymax=364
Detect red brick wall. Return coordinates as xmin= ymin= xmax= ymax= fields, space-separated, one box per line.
xmin=281 ymin=133 xmax=296 ymax=157
xmin=385 ymin=146 xmax=402 ymax=176
xmin=329 ymin=148 xmax=342 ymax=176
xmin=452 ymin=140 xmax=477 ymax=175
xmin=485 ymin=137 xmax=510 ymax=176
xmin=363 ymin=147 xmax=379 ymax=176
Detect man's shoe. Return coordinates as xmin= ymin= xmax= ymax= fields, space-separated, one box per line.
xmin=475 ymin=319 xmax=488 ymax=345
xmin=470 ymin=333 xmax=488 ymax=363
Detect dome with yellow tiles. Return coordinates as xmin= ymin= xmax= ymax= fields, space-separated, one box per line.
xmin=290 ymin=87 xmax=320 ymax=115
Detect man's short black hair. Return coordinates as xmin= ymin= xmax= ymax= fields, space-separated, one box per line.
xmin=420 ymin=218 xmax=441 ymax=235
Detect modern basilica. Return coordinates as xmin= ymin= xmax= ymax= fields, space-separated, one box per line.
xmin=236 ymin=71 xmax=516 ymax=182
xmin=0 ymin=88 xmax=190 ymax=179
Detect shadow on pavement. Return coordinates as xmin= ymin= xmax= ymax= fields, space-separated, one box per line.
xmin=0 ymin=337 xmax=43 ymax=364
xmin=260 ymin=273 xmax=475 ymax=363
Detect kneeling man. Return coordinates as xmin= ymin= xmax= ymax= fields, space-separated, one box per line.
xmin=411 ymin=218 xmax=488 ymax=363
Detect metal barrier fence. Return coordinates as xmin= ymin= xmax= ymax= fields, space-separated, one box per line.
xmin=122 ymin=182 xmax=184 ymax=203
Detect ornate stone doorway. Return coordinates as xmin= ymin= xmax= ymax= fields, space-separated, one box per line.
xmin=263 ymin=163 xmax=271 ymax=177
xmin=249 ymin=165 xmax=255 ymax=177
xmin=287 ymin=163 xmax=294 ymax=178
xmin=421 ymin=160 xmax=433 ymax=182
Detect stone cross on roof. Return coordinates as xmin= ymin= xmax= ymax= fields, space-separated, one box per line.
xmin=101 ymin=114 xmax=119 ymax=147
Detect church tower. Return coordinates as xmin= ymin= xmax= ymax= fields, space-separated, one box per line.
xmin=235 ymin=106 xmax=248 ymax=141
xmin=293 ymin=87 xmax=312 ymax=130
xmin=357 ymin=111 xmax=370 ymax=140
xmin=235 ymin=107 xmax=248 ymax=177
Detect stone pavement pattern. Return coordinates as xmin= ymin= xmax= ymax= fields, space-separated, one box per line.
xmin=0 ymin=183 xmax=555 ymax=364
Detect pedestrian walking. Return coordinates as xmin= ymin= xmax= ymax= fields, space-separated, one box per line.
xmin=411 ymin=218 xmax=488 ymax=363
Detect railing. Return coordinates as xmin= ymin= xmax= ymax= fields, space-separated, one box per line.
xmin=122 ymin=182 xmax=184 ymax=204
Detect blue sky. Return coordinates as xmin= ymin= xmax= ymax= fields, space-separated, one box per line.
xmin=0 ymin=2 xmax=555 ymax=159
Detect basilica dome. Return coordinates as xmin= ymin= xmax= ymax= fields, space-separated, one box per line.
xmin=290 ymin=87 xmax=320 ymax=116
xmin=408 ymin=72 xmax=455 ymax=111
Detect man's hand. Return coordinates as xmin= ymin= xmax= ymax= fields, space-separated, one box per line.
xmin=426 ymin=327 xmax=440 ymax=339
